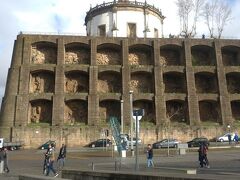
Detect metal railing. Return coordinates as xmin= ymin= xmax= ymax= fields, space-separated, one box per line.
xmin=19 ymin=31 xmax=86 ymax=36
xmin=87 ymin=0 xmax=163 ymax=17
xmin=18 ymin=31 xmax=239 ymax=40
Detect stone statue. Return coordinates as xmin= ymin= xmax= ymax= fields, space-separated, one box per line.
xmin=65 ymin=52 xmax=79 ymax=64
xmin=159 ymin=56 xmax=167 ymax=67
xmin=33 ymin=76 xmax=41 ymax=93
xmin=97 ymin=51 xmax=120 ymax=65
xmin=129 ymin=52 xmax=149 ymax=65
xmin=66 ymin=79 xmax=78 ymax=93
xmin=31 ymin=106 xmax=41 ymax=123
xmin=65 ymin=50 xmax=90 ymax=64
xmin=32 ymin=48 xmax=45 ymax=64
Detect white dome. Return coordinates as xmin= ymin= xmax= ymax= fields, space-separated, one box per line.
xmin=85 ymin=1 xmax=165 ymax=38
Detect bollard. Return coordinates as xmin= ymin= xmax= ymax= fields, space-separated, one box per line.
xmin=115 ymin=161 xmax=117 ymax=171
xmin=91 ymin=162 xmax=94 ymax=171
xmin=119 ymin=160 xmax=122 ymax=170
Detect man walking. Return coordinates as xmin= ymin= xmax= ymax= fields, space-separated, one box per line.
xmin=198 ymin=142 xmax=210 ymax=168
xmin=57 ymin=144 xmax=67 ymax=170
xmin=45 ymin=144 xmax=58 ymax=177
xmin=2 ymin=148 xmax=10 ymax=173
xmin=146 ymin=144 xmax=154 ymax=168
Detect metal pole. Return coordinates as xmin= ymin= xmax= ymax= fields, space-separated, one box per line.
xmin=121 ymin=100 xmax=124 ymax=134
xmin=167 ymin=124 xmax=170 ymax=157
xmin=115 ymin=160 xmax=117 ymax=171
xmin=91 ymin=162 xmax=95 ymax=171
xmin=135 ymin=115 xmax=139 ymax=171
xmin=129 ymin=91 xmax=134 ymax=156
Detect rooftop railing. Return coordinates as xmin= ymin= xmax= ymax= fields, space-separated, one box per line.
xmin=19 ymin=31 xmax=86 ymax=36
xmin=87 ymin=0 xmax=163 ymax=17
xmin=18 ymin=31 xmax=239 ymax=40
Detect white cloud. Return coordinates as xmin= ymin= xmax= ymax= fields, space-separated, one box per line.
xmin=0 ymin=0 xmax=239 ymax=106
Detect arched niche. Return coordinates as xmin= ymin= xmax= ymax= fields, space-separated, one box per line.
xmin=195 ymin=72 xmax=218 ymax=93
xmin=31 ymin=41 xmax=57 ymax=64
xmin=133 ymin=100 xmax=155 ymax=124
xmin=30 ymin=71 xmax=55 ymax=93
xmin=65 ymin=71 xmax=89 ymax=93
xmin=99 ymin=100 xmax=120 ymax=124
xmin=163 ymin=72 xmax=186 ymax=93
xmin=64 ymin=100 xmax=88 ymax=125
xmin=129 ymin=44 xmax=153 ymax=65
xmin=191 ymin=45 xmax=216 ymax=66
xmin=98 ymin=71 xmax=122 ymax=93
xmin=226 ymin=72 xmax=240 ymax=94
xmin=160 ymin=44 xmax=185 ymax=66
xmin=65 ymin=42 xmax=90 ymax=64
xmin=231 ymin=100 xmax=240 ymax=121
xmin=130 ymin=72 xmax=153 ymax=93
xmin=166 ymin=100 xmax=188 ymax=124
xmin=29 ymin=99 xmax=52 ymax=124
xmin=97 ymin=43 xmax=121 ymax=65
xmin=221 ymin=46 xmax=240 ymax=66
xmin=199 ymin=100 xmax=221 ymax=124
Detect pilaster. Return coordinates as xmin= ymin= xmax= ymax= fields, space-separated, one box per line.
xmin=121 ymin=39 xmax=131 ymax=125
xmin=214 ymin=40 xmax=232 ymax=125
xmin=184 ymin=40 xmax=200 ymax=126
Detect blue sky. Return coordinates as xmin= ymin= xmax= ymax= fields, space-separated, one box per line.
xmin=0 ymin=0 xmax=239 ymax=107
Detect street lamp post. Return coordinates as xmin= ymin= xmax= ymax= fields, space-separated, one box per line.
xmin=129 ymin=90 xmax=134 ymax=156
xmin=121 ymin=99 xmax=124 ymax=134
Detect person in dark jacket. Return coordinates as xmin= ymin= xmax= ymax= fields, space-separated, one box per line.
xmin=2 ymin=147 xmax=10 ymax=173
xmin=146 ymin=144 xmax=154 ymax=167
xmin=228 ymin=133 xmax=232 ymax=144
xmin=57 ymin=144 xmax=67 ymax=170
xmin=198 ymin=142 xmax=210 ymax=168
xmin=233 ymin=133 xmax=239 ymax=144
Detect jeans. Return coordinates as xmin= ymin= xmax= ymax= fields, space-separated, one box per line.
xmin=57 ymin=158 xmax=65 ymax=170
xmin=147 ymin=158 xmax=154 ymax=167
xmin=46 ymin=160 xmax=56 ymax=176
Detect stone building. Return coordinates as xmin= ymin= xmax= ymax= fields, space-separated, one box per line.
xmin=0 ymin=0 xmax=240 ymax=146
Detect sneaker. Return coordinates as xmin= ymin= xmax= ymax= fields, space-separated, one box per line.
xmin=206 ymin=165 xmax=210 ymax=168
xmin=54 ymin=173 xmax=59 ymax=177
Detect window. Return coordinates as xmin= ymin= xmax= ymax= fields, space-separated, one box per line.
xmin=128 ymin=23 xmax=136 ymax=38
xmin=154 ymin=28 xmax=159 ymax=38
xmin=98 ymin=25 xmax=106 ymax=37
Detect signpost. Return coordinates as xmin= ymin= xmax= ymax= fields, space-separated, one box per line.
xmin=133 ymin=109 xmax=144 ymax=171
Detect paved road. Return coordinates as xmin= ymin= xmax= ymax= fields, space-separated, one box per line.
xmin=0 ymin=145 xmax=240 ymax=179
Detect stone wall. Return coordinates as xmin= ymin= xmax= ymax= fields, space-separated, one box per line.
xmin=1 ymin=34 xmax=240 ymax=141
xmin=7 ymin=125 xmax=238 ymax=148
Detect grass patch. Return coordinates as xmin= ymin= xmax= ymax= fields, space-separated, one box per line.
xmin=27 ymin=122 xmax=50 ymax=128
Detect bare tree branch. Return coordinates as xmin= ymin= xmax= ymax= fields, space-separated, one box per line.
xmin=203 ymin=0 xmax=232 ymax=38
xmin=176 ymin=0 xmax=205 ymax=38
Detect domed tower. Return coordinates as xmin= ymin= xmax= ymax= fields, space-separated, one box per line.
xmin=85 ymin=0 xmax=165 ymax=38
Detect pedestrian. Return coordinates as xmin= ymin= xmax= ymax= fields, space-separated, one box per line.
xmin=3 ymin=147 xmax=10 ymax=173
xmin=233 ymin=133 xmax=239 ymax=144
xmin=57 ymin=144 xmax=67 ymax=170
xmin=198 ymin=142 xmax=210 ymax=168
xmin=228 ymin=133 xmax=232 ymax=144
xmin=45 ymin=144 xmax=58 ymax=177
xmin=146 ymin=144 xmax=154 ymax=168
xmin=43 ymin=145 xmax=51 ymax=175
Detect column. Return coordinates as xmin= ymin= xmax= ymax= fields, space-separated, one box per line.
xmin=184 ymin=40 xmax=200 ymax=126
xmin=52 ymin=38 xmax=65 ymax=126
xmin=214 ymin=40 xmax=232 ymax=125
xmin=88 ymin=38 xmax=98 ymax=125
xmin=121 ymin=39 xmax=131 ymax=125
xmin=154 ymin=40 xmax=166 ymax=125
